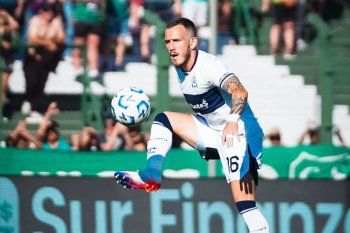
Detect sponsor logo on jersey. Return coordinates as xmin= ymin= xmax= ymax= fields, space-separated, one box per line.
xmin=189 ymin=99 xmax=209 ymax=110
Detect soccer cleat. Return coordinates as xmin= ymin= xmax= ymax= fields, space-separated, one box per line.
xmin=114 ymin=171 xmax=161 ymax=192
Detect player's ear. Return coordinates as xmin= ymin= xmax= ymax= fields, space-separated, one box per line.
xmin=190 ymin=37 xmax=198 ymax=50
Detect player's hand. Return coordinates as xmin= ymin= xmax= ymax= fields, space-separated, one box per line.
xmin=239 ymin=172 xmax=255 ymax=194
xmin=222 ymin=121 xmax=239 ymax=147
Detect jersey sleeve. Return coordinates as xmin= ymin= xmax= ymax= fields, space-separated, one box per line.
xmin=202 ymin=54 xmax=235 ymax=88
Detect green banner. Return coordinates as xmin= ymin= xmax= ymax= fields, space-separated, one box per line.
xmin=258 ymin=145 xmax=350 ymax=180
xmin=0 ymin=146 xmax=349 ymax=179
xmin=0 ymin=148 xmax=208 ymax=177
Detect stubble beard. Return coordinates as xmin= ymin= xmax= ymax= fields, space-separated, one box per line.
xmin=173 ymin=47 xmax=192 ymax=69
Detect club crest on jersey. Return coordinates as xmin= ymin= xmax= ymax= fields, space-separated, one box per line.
xmin=191 ymin=76 xmax=198 ymax=88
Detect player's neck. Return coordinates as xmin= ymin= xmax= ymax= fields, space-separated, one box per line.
xmin=181 ymin=50 xmax=198 ymax=72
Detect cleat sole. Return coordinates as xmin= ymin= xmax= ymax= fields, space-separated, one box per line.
xmin=114 ymin=171 xmax=161 ymax=192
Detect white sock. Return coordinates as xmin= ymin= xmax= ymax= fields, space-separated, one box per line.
xmin=141 ymin=113 xmax=173 ymax=182
xmin=147 ymin=122 xmax=173 ymax=160
xmin=237 ymin=201 xmax=269 ymax=233
xmin=241 ymin=208 xmax=269 ymax=233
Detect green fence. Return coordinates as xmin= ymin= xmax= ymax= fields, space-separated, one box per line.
xmin=0 ymin=145 xmax=349 ymax=179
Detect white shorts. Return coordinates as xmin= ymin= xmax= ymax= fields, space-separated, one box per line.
xmin=193 ymin=115 xmax=262 ymax=183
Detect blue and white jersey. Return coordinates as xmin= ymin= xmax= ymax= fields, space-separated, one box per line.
xmin=175 ymin=50 xmax=264 ymax=141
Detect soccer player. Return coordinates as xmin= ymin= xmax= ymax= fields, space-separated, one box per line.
xmin=114 ymin=18 xmax=269 ymax=232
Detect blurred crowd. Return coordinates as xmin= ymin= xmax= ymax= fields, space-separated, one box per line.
xmin=1 ymin=0 xmax=210 ymax=151
xmin=1 ymin=0 xmax=346 ymax=112
xmin=261 ymin=0 xmax=346 ymax=59
xmin=4 ymin=101 xmax=189 ymax=151
xmin=1 ymin=0 xmax=214 ymax=122
xmin=1 ymin=0 xmax=348 ymax=150
xmin=5 ymin=101 xmax=151 ymax=151
xmin=264 ymin=123 xmax=346 ymax=147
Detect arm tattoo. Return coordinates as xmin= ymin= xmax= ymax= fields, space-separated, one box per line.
xmin=221 ymin=75 xmax=248 ymax=115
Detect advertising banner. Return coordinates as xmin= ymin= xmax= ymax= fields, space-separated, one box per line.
xmin=0 ymin=177 xmax=349 ymax=233
xmin=0 ymin=146 xmax=349 ymax=179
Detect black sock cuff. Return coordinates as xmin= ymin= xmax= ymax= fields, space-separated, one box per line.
xmin=153 ymin=112 xmax=173 ymax=133
xmin=236 ymin=201 xmax=256 ymax=213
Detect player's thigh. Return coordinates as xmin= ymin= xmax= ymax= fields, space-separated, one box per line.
xmin=217 ymin=137 xmax=258 ymax=200
xmin=230 ymin=177 xmax=255 ymax=202
xmin=164 ymin=111 xmax=198 ymax=148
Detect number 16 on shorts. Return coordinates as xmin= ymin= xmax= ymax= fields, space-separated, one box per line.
xmin=220 ymin=151 xmax=245 ymax=182
xmin=226 ymin=156 xmax=239 ymax=173
xmin=219 ymin=140 xmax=246 ymax=182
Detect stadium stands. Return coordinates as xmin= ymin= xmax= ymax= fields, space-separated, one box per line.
xmin=6 ymin=43 xmax=349 ymax=146
xmin=2 ymin=7 xmax=350 ymax=147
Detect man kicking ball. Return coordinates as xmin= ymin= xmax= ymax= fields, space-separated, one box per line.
xmin=114 ymin=18 xmax=269 ymax=232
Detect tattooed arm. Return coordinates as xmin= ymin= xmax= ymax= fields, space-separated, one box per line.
xmin=220 ymin=75 xmax=248 ymax=147
xmin=221 ymin=75 xmax=248 ymax=116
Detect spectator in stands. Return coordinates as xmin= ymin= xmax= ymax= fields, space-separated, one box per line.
xmin=5 ymin=120 xmax=42 ymax=148
xmin=60 ymin=0 xmax=74 ymax=60
xmin=22 ymin=3 xmax=65 ymax=121
xmin=40 ymin=120 xmax=71 ymax=150
xmin=299 ymin=123 xmax=347 ymax=146
xmin=72 ymin=0 xmax=105 ymax=78
xmin=0 ymin=0 xmax=23 ymax=19
xmin=334 ymin=127 xmax=346 ymax=146
xmin=98 ymin=118 xmax=134 ymax=151
xmin=21 ymin=0 xmax=48 ymax=48
xmin=131 ymin=0 xmax=180 ymax=62
xmin=70 ymin=132 xmax=80 ymax=151
xmin=37 ymin=102 xmax=71 ymax=150
xmin=0 ymin=9 xmax=19 ymax=119
xmin=298 ymin=121 xmax=319 ymax=145
xmin=295 ymin=0 xmax=307 ymax=52
xmin=181 ymin=0 xmax=208 ymax=28
xmin=105 ymin=0 xmax=131 ymax=71
xmin=262 ymin=0 xmax=297 ymax=59
xmin=79 ymin=126 xmax=101 ymax=151
xmin=127 ymin=125 xmax=148 ymax=151
xmin=218 ymin=0 xmax=238 ymax=44
xmin=265 ymin=128 xmax=282 ymax=146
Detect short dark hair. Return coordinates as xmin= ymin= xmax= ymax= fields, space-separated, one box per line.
xmin=44 ymin=120 xmax=60 ymax=141
xmin=166 ymin=18 xmax=197 ymax=37
xmin=40 ymin=3 xmax=54 ymax=12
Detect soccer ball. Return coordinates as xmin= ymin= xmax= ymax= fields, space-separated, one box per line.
xmin=110 ymin=86 xmax=151 ymax=125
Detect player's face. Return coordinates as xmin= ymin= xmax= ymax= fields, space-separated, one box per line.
xmin=165 ymin=25 xmax=197 ymax=69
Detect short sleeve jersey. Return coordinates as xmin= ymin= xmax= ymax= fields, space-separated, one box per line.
xmin=175 ymin=50 xmax=264 ymax=141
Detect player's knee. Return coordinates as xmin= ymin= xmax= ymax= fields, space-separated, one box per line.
xmin=154 ymin=112 xmax=173 ymax=133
